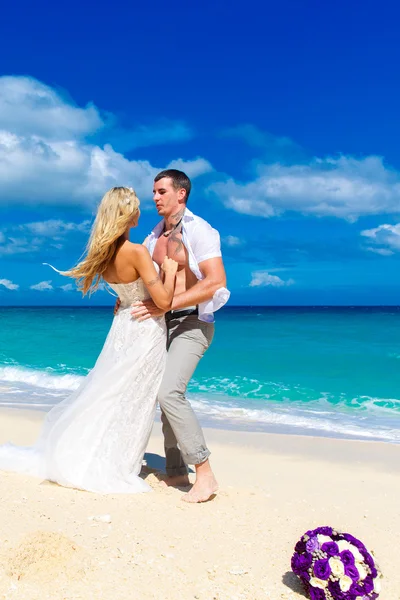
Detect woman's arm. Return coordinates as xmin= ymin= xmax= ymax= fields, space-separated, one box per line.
xmin=132 ymin=245 xmax=177 ymax=311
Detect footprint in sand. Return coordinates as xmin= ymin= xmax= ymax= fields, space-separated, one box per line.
xmin=2 ymin=531 xmax=91 ymax=583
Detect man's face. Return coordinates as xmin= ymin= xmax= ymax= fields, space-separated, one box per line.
xmin=153 ymin=177 xmax=184 ymax=216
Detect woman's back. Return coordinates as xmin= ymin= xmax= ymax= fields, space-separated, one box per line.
xmin=102 ymin=240 xmax=140 ymax=285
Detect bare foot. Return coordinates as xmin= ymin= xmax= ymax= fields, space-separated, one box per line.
xmin=158 ymin=474 xmax=190 ymax=489
xmin=182 ymin=475 xmax=218 ymax=503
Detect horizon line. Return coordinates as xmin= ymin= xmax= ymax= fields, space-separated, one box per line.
xmin=2 ymin=305 xmax=400 ymax=309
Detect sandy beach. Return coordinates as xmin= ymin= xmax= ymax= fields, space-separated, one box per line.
xmin=0 ymin=409 xmax=399 ymax=600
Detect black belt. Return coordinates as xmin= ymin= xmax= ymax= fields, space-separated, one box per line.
xmin=165 ymin=307 xmax=198 ymax=321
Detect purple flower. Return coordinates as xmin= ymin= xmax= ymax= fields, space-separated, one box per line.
xmin=309 ymin=588 xmax=325 ymax=600
xmin=329 ymin=579 xmax=360 ymax=600
xmin=362 ymin=577 xmax=374 ymax=594
xmin=345 ymin=563 xmax=361 ymax=582
xmin=291 ymin=552 xmax=312 ymax=575
xmin=370 ymin=565 xmax=378 ymax=578
xmin=343 ymin=534 xmax=367 ymax=552
xmin=313 ymin=558 xmax=331 ymax=580
xmin=328 ymin=580 xmax=348 ymax=600
xmin=306 ymin=536 xmax=320 ymax=553
xmin=304 ymin=530 xmax=314 ymax=538
xmin=351 ymin=578 xmax=380 ymax=599
xmin=295 ymin=540 xmax=307 ymax=554
xmin=321 ymin=541 xmax=339 ymax=557
xmin=351 ymin=582 xmax=366 ymax=595
xmin=363 ymin=551 xmax=375 ymax=569
xmin=315 ymin=526 xmax=333 ymax=536
xmin=340 ymin=550 xmax=355 ymax=567
xmin=351 ymin=577 xmax=374 ymax=595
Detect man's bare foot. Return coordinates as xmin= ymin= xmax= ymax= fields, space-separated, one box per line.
xmin=182 ymin=459 xmax=218 ymax=503
xmin=182 ymin=474 xmax=218 ymax=503
xmin=158 ymin=474 xmax=190 ymax=489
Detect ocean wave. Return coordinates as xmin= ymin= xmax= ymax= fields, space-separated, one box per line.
xmin=189 ymin=375 xmax=290 ymax=399
xmin=189 ymin=375 xmax=400 ymax=413
xmin=1 ymin=365 xmax=400 ymax=442
xmin=188 ymin=394 xmax=400 ymax=442
xmin=3 ymin=367 xmax=400 ymax=414
xmin=0 ymin=366 xmax=83 ymax=391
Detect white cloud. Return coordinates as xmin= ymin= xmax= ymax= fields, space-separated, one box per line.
xmin=0 ymin=76 xmax=103 ymax=140
xmin=0 ymin=236 xmax=33 ymax=256
xmin=361 ymin=223 xmax=400 ymax=255
xmin=365 ymin=247 xmax=394 ymax=256
xmin=210 ymin=155 xmax=400 ymax=221
xmin=222 ymin=235 xmax=243 ymax=247
xmin=21 ymin=219 xmax=91 ymax=237
xmin=0 ymin=132 xmax=157 ymax=207
xmin=60 ymin=283 xmax=75 ymax=292
xmin=0 ymin=278 xmax=19 ymax=290
xmin=250 ymin=270 xmax=295 ymax=287
xmin=0 ymin=76 xmax=212 ymax=208
xmin=167 ymin=157 xmax=213 ymax=179
xmin=0 ymin=136 xmax=211 ymax=208
xmin=30 ymin=280 xmax=53 ymax=291
xmin=0 ymin=219 xmax=90 ymax=256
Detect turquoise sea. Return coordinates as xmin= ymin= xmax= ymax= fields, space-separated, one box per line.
xmin=1 ymin=306 xmax=400 ymax=442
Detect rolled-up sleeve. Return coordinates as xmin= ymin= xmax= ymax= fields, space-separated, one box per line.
xmin=181 ymin=215 xmax=230 ymax=322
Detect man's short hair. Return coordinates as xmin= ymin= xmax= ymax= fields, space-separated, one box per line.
xmin=154 ymin=169 xmax=191 ymax=203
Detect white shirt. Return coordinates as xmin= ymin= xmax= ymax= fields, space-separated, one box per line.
xmin=144 ymin=208 xmax=230 ymax=322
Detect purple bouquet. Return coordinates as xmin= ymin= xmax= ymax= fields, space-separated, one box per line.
xmin=291 ymin=526 xmax=382 ymax=600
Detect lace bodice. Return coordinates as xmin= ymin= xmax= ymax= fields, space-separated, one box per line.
xmin=107 ymin=279 xmax=150 ymax=308
xmin=106 ymin=262 xmax=159 ymax=308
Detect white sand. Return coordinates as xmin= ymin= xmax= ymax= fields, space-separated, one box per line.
xmin=0 ymin=408 xmax=398 ymax=599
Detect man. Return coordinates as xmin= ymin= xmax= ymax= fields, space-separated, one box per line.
xmin=131 ymin=169 xmax=229 ymax=503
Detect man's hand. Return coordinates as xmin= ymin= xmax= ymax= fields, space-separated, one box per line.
xmin=131 ymin=299 xmax=166 ymax=322
xmin=114 ymin=298 xmax=121 ymax=315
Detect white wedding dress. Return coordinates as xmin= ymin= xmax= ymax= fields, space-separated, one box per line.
xmin=0 ymin=274 xmax=167 ymax=494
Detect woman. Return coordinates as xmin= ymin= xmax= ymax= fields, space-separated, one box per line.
xmin=0 ymin=187 xmax=178 ymax=494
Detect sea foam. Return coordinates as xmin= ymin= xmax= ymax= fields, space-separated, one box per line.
xmin=1 ymin=365 xmax=400 ymax=443
xmin=0 ymin=366 xmax=83 ymax=391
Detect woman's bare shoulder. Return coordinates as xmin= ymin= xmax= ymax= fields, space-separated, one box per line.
xmin=120 ymin=241 xmax=150 ymax=260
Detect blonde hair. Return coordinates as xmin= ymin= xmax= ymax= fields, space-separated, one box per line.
xmin=63 ymin=187 xmax=140 ymax=295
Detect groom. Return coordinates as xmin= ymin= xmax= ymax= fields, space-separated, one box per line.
xmin=131 ymin=169 xmax=229 ymax=503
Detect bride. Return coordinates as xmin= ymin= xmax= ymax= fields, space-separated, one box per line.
xmin=0 ymin=187 xmax=178 ymax=494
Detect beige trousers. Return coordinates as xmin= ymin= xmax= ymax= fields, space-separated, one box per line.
xmin=158 ymin=314 xmax=214 ymax=476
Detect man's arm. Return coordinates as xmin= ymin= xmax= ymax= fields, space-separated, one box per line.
xmin=171 ymin=257 xmax=226 ymax=310
xmin=131 ymin=257 xmax=226 ymax=321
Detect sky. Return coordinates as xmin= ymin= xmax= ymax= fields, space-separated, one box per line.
xmin=1 ymin=0 xmax=400 ymax=306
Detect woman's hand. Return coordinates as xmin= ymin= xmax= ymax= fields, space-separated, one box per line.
xmin=131 ymin=299 xmax=165 ymax=321
xmin=161 ymin=257 xmax=178 ymax=276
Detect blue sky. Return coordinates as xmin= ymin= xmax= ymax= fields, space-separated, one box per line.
xmin=1 ymin=0 xmax=400 ymax=306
